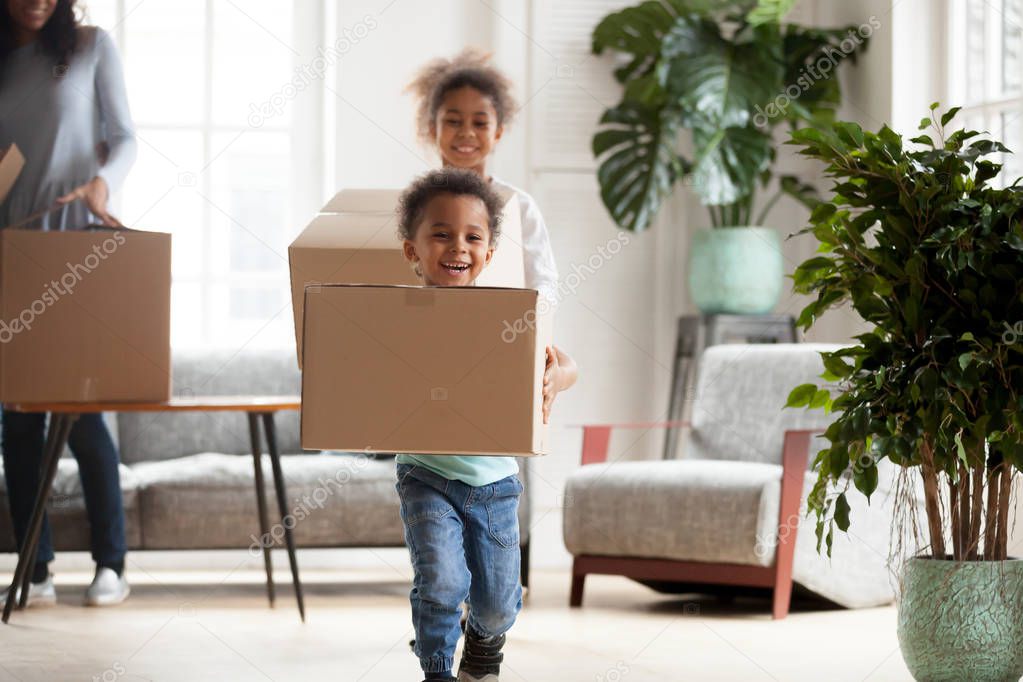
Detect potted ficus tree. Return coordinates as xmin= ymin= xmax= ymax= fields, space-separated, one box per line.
xmin=787 ymin=105 xmax=1023 ymax=682
xmin=591 ymin=0 xmax=871 ymax=313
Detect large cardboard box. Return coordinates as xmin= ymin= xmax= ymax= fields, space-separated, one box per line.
xmin=0 ymin=228 xmax=172 ymax=402
xmin=289 ymin=188 xmax=525 ymax=365
xmin=301 ymin=285 xmax=550 ymax=456
xmin=0 ymin=144 xmax=25 ymax=205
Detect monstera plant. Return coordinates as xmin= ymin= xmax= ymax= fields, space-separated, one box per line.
xmin=787 ymin=106 xmax=1023 ymax=682
xmin=591 ymin=0 xmax=870 ymax=314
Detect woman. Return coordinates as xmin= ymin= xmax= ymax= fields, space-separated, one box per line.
xmin=0 ymin=0 xmax=136 ymax=606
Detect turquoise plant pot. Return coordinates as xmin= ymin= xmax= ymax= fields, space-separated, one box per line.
xmin=898 ymin=556 xmax=1023 ymax=682
xmin=687 ymin=227 xmax=783 ymax=314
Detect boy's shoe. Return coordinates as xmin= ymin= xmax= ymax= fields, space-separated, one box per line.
xmin=0 ymin=575 xmax=57 ymax=608
xmin=457 ymin=627 xmax=505 ymax=682
xmin=84 ymin=567 xmax=130 ymax=606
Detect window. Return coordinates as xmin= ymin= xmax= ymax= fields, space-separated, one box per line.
xmin=83 ymin=0 xmax=322 ymax=350
xmin=948 ymin=0 xmax=1023 ymax=184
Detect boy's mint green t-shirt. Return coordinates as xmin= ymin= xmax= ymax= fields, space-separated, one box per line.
xmin=396 ymin=454 xmax=519 ymax=487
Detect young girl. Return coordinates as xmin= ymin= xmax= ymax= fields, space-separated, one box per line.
xmin=406 ymin=49 xmax=559 ymax=306
xmin=396 ymin=167 xmax=577 ymax=682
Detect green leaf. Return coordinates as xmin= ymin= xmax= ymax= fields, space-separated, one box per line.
xmin=591 ymin=3 xmax=679 ymax=82
xmin=829 ymin=444 xmax=848 ymax=478
xmin=746 ymin=0 xmax=796 ymax=25
xmin=955 ymin=431 xmax=968 ymax=467
xmin=834 ymin=492 xmax=851 ymax=531
xmin=690 ymin=125 xmax=773 ymax=206
xmin=663 ymin=22 xmax=782 ymax=129
xmin=593 ymin=101 xmax=686 ymax=232
xmin=786 ymin=383 xmax=818 ymax=408
xmin=853 ymin=460 xmax=878 ymax=501
xmin=940 ymin=106 xmax=962 ymax=127
xmin=958 ymin=352 xmax=972 ymax=371
xmin=809 ymin=388 xmax=830 ymax=409
xmin=779 ymin=175 xmax=821 ymax=210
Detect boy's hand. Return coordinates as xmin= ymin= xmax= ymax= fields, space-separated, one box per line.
xmin=542 ymin=345 xmax=560 ymax=424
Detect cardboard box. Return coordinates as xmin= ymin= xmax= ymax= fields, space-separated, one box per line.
xmin=300 ymin=285 xmax=550 ymax=456
xmin=321 ymin=189 xmax=400 ymax=214
xmin=0 ymin=228 xmax=172 ymax=402
xmin=289 ymin=189 xmax=525 ymax=366
xmin=0 ymin=144 xmax=25 ymax=205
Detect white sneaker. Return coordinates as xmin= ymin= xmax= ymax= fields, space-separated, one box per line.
xmin=84 ymin=567 xmax=130 ymax=607
xmin=0 ymin=575 xmax=57 ymax=608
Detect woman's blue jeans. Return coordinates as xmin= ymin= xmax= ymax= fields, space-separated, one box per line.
xmin=396 ymin=463 xmax=523 ymax=676
xmin=1 ymin=410 xmax=127 ymax=570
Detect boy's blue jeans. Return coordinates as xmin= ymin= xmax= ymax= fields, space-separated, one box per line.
xmin=396 ymin=463 xmax=523 ymax=676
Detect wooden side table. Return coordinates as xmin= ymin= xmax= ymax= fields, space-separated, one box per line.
xmin=663 ymin=314 xmax=798 ymax=460
xmin=2 ymin=396 xmax=304 ymax=624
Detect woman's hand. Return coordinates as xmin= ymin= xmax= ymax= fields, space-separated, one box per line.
xmin=56 ymin=176 xmax=122 ymax=227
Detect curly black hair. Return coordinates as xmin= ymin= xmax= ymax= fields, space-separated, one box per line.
xmin=397 ymin=168 xmax=503 ymax=244
xmin=406 ymin=48 xmax=518 ymax=144
xmin=0 ymin=0 xmax=81 ymax=75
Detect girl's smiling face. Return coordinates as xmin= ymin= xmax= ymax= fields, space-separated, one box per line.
xmin=431 ymin=86 xmax=503 ymax=175
xmin=402 ymin=193 xmax=495 ymax=286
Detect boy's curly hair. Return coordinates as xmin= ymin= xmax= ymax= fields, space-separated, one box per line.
xmin=397 ymin=168 xmax=503 ymax=244
xmin=405 ymin=48 xmax=518 ymax=144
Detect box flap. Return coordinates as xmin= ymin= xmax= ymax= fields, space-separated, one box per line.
xmin=321 ymin=189 xmax=401 ymax=214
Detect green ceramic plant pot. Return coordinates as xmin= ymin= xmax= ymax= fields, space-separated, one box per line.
xmin=687 ymin=227 xmax=783 ymax=314
xmin=898 ymin=556 xmax=1023 ymax=682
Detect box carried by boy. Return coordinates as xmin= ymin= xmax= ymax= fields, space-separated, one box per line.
xmin=300 ymin=284 xmax=550 ymax=457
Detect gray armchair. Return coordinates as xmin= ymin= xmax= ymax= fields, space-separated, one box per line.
xmin=562 ymin=344 xmax=907 ymax=618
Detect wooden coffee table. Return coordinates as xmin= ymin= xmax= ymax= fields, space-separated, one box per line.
xmin=2 ymin=396 xmax=304 ymax=624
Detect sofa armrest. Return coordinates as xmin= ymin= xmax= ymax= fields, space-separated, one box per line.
xmin=575 ymin=422 xmax=687 ymax=465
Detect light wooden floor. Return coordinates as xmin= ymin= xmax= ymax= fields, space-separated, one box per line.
xmin=0 ymin=564 xmax=913 ymax=682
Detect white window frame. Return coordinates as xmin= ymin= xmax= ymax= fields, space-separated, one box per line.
xmin=947 ymin=0 xmax=1023 ymax=182
xmin=96 ymin=0 xmax=328 ymax=350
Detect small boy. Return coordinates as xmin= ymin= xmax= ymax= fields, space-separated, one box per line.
xmin=396 ymin=168 xmax=577 ymax=682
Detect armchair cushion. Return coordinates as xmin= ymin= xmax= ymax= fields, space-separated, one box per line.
xmin=563 ymin=459 xmax=788 ymax=567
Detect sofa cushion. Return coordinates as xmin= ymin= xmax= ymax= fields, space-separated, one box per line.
xmin=0 ymin=459 xmax=143 ymax=552
xmin=688 ymin=344 xmax=841 ymax=466
xmin=116 ymin=349 xmax=302 ymax=464
xmin=563 ymin=459 xmax=790 ymax=567
xmin=130 ymin=452 xmax=406 ymax=549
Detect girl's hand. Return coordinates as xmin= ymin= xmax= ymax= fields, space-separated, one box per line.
xmin=57 ymin=176 xmax=123 ymax=227
xmin=542 ymin=345 xmax=560 ymax=424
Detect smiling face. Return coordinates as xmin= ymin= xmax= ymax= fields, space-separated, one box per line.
xmin=430 ymin=86 xmax=504 ymax=176
xmin=7 ymin=0 xmax=57 ymax=37
xmin=402 ymin=193 xmax=495 ymax=287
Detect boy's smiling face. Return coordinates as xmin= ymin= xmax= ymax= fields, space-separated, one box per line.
xmin=402 ymin=193 xmax=494 ymax=286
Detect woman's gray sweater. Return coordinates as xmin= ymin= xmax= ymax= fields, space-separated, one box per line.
xmin=0 ymin=25 xmax=136 ymax=230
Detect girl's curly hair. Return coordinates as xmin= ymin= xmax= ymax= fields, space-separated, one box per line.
xmin=405 ymin=48 xmax=518 ymax=144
